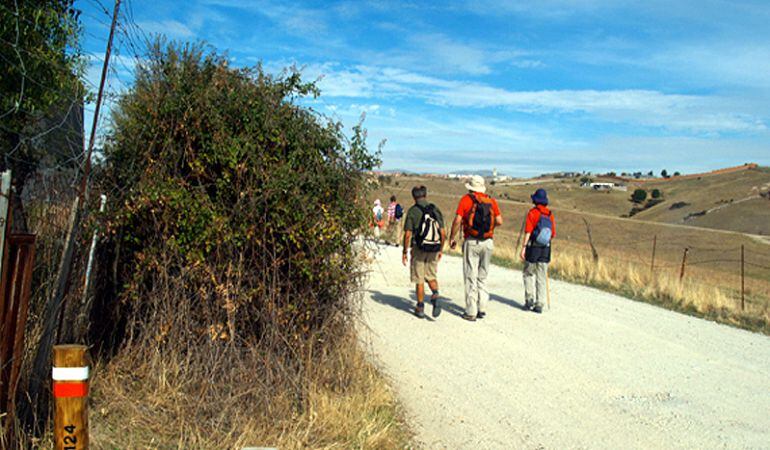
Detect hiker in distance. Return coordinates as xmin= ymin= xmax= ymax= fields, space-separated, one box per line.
xmin=402 ymin=185 xmax=446 ymax=319
xmin=520 ymin=188 xmax=556 ymax=314
xmin=449 ymin=175 xmax=503 ymax=321
xmin=387 ymin=195 xmax=404 ymax=246
xmin=372 ymin=198 xmax=385 ymax=240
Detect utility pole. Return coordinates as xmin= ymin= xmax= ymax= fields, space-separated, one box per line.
xmin=80 ymin=0 xmax=121 ymax=201
xmin=23 ymin=0 xmax=121 ymax=434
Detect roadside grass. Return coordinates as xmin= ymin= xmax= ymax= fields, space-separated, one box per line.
xmin=488 ymin=241 xmax=770 ymax=334
xmin=90 ymin=330 xmax=410 ymax=449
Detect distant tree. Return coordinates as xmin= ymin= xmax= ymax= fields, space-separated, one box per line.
xmin=647 ymin=170 xmax=654 ymax=177
xmin=580 ymin=176 xmax=592 ymax=184
xmin=606 ymin=171 xmax=617 ymax=177
xmin=651 ymin=189 xmax=662 ymax=199
xmin=633 ymin=172 xmax=642 ymax=179
xmin=674 ymin=171 xmax=681 ymax=176
xmin=632 ymin=189 xmax=648 ymax=203
xmin=661 ymin=169 xmax=669 ymax=178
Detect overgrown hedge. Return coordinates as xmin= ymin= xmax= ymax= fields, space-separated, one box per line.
xmin=93 ymin=41 xmax=379 ymax=353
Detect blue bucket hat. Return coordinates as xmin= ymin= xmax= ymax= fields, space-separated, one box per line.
xmin=531 ymin=188 xmax=549 ymax=205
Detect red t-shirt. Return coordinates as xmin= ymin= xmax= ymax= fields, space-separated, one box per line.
xmin=456 ymin=192 xmax=501 ymax=238
xmin=525 ymin=205 xmax=556 ymax=238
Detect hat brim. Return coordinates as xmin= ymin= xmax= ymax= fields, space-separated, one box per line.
xmin=531 ymin=194 xmax=548 ymax=204
xmin=465 ymin=183 xmax=486 ymax=193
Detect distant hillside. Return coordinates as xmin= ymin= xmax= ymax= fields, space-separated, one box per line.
xmin=631 ymin=165 xmax=770 ymax=235
xmin=447 ymin=169 xmax=497 ymax=177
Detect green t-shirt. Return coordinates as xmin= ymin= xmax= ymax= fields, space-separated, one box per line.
xmin=403 ymin=199 xmax=444 ymax=246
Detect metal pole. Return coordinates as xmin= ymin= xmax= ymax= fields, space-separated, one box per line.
xmin=0 ymin=171 xmax=11 ymax=281
xmin=679 ymin=247 xmax=689 ymax=281
xmin=53 ymin=345 xmax=89 ymax=450
xmin=73 ymin=195 xmax=107 ymax=339
xmin=741 ymin=245 xmax=745 ymax=311
xmin=650 ymin=235 xmax=657 ymax=274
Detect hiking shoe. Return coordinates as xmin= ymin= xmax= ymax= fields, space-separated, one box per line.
xmin=476 ymin=312 xmax=486 ymax=319
xmin=430 ymin=296 xmax=442 ymax=318
xmin=415 ymin=304 xmax=426 ymax=319
xmin=523 ymin=301 xmax=534 ymax=311
xmin=461 ymin=313 xmax=477 ymax=322
xmin=533 ymin=305 xmax=543 ymax=314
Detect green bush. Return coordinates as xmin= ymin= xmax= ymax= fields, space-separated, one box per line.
xmin=94 ymin=41 xmax=380 ymax=351
xmin=651 ymin=189 xmax=662 ymax=199
xmin=632 ymin=188 xmax=647 ymax=203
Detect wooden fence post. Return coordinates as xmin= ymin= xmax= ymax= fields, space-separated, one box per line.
xmin=650 ymin=235 xmax=657 ymax=274
xmin=53 ymin=345 xmax=89 ymax=450
xmin=741 ymin=245 xmax=745 ymax=311
xmin=679 ymin=247 xmax=689 ymax=281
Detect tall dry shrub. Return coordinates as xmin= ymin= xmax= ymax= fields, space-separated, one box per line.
xmin=92 ymin=40 xmax=380 ymax=358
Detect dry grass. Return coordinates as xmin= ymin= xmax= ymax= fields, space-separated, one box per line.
xmin=490 ymin=240 xmax=770 ymax=333
xmin=89 ymin=332 xmax=409 ymax=449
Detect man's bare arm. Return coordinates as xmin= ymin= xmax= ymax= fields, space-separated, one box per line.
xmin=402 ymin=230 xmax=412 ymax=265
xmin=449 ymin=214 xmax=462 ymax=248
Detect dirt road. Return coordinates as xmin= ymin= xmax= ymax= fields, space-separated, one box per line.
xmin=360 ymin=243 xmax=770 ymax=449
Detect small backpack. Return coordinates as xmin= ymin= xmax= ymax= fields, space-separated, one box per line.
xmin=415 ymin=204 xmax=442 ymax=252
xmin=394 ymin=203 xmax=403 ymax=220
xmin=375 ymin=208 xmax=383 ymax=222
xmin=533 ymin=210 xmax=553 ymax=246
xmin=466 ymin=194 xmax=495 ymax=239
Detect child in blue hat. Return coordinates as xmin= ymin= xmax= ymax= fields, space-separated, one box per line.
xmin=519 ymin=189 xmax=556 ymax=313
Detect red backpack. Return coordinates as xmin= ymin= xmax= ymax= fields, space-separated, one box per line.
xmin=466 ymin=194 xmax=495 ymax=239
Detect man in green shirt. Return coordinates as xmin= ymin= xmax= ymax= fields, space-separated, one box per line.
xmin=403 ymin=185 xmax=446 ymax=319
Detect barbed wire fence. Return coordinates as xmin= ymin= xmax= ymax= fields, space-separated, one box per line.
xmin=1 ymin=0 xmax=156 ymax=436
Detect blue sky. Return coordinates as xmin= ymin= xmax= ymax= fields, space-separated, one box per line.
xmin=78 ymin=0 xmax=770 ymax=176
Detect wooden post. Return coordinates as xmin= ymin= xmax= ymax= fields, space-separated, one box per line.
xmin=650 ymin=235 xmax=657 ymax=274
xmin=582 ymin=218 xmax=599 ymax=262
xmin=53 ymin=345 xmax=89 ymax=450
xmin=679 ymin=247 xmax=689 ymax=281
xmin=741 ymin=245 xmax=745 ymax=311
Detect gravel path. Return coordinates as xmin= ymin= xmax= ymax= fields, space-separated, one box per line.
xmin=360 ymin=243 xmax=770 ymax=449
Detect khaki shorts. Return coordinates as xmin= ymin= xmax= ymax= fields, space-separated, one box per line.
xmin=410 ymin=247 xmax=440 ymax=283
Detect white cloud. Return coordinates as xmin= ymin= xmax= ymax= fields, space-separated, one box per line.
xmin=137 ymin=19 xmax=195 ymax=39
xmin=277 ymin=62 xmax=766 ymax=135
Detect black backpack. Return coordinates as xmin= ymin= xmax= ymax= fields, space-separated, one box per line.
xmin=394 ymin=203 xmax=403 ymax=220
xmin=415 ymin=204 xmax=442 ymax=252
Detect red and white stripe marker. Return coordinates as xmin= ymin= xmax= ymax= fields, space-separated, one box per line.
xmin=53 ymin=345 xmax=89 ymax=450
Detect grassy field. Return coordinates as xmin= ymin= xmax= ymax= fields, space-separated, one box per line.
xmin=375 ymin=172 xmax=770 ymax=334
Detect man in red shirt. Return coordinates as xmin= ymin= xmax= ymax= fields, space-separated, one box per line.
xmin=449 ymin=175 xmax=503 ymax=321
xmin=519 ymin=188 xmax=556 ymax=313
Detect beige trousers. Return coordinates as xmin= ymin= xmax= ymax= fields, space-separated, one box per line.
xmin=463 ymin=238 xmax=494 ymax=316
xmin=523 ymin=262 xmax=548 ymax=307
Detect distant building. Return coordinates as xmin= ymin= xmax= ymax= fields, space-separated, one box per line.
xmin=584 ymin=182 xmax=627 ymax=192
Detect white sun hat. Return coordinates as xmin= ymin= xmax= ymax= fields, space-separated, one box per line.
xmin=464 ymin=175 xmax=486 ymax=193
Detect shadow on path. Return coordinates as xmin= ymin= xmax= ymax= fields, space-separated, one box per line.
xmin=490 ymin=293 xmax=525 ymax=310
xmin=369 ymin=290 xmax=436 ymax=321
